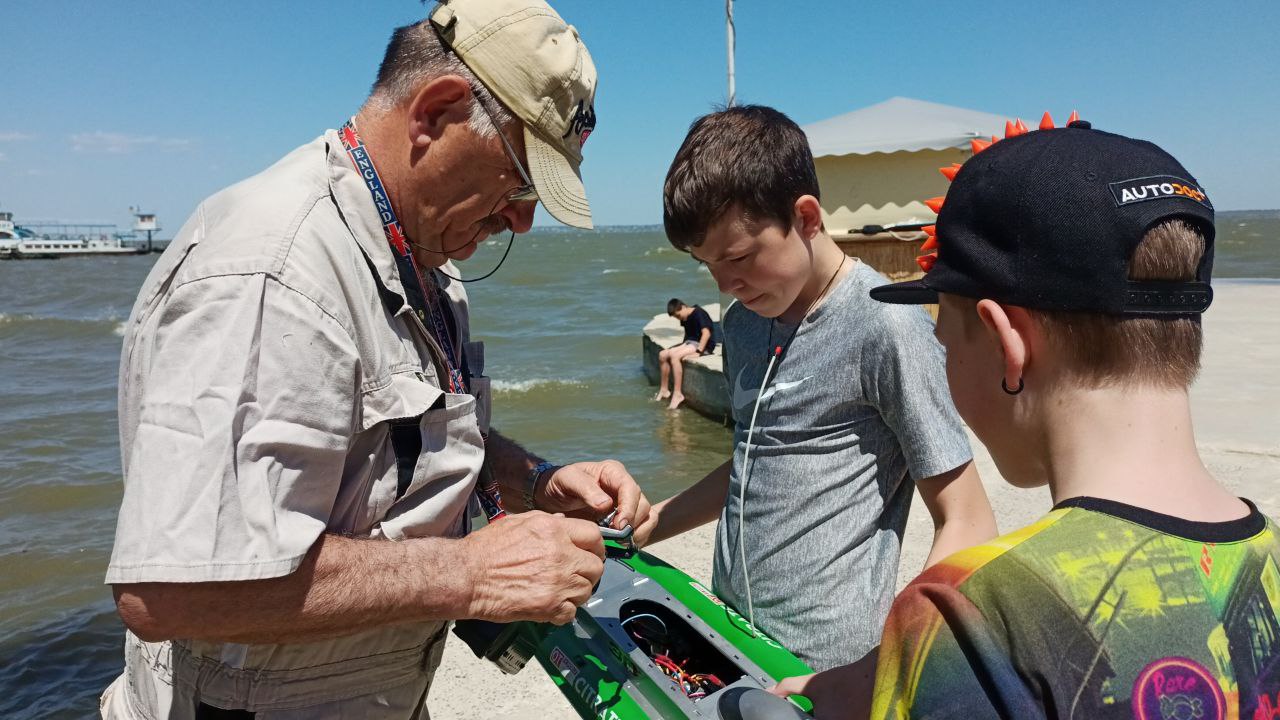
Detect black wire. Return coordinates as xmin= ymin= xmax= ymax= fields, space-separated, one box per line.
xmin=415 ymin=192 xmax=520 ymax=283
xmin=436 ymin=231 xmax=516 ymax=283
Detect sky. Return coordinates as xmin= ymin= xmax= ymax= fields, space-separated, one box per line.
xmin=2 ymin=0 xmax=1278 ymax=232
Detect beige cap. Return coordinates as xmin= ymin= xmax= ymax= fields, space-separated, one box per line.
xmin=430 ymin=0 xmax=598 ymax=229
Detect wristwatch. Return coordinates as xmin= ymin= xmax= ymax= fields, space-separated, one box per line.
xmin=524 ymin=461 xmax=559 ymax=510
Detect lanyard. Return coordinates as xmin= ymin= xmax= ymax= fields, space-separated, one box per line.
xmin=339 ymin=118 xmax=467 ymax=395
xmin=339 ymin=119 xmax=506 ymax=521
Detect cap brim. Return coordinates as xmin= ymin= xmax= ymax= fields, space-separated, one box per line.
xmin=869 ymin=278 xmax=939 ymax=305
xmin=525 ymin=126 xmax=592 ymax=230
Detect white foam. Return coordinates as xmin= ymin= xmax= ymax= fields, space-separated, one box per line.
xmin=644 ymin=246 xmax=676 ymax=256
xmin=601 ymin=269 xmax=622 ymax=275
xmin=492 ymin=378 xmax=586 ymax=394
xmin=113 ymin=322 xmax=127 ymax=337
xmin=664 ymin=266 xmax=686 ymax=274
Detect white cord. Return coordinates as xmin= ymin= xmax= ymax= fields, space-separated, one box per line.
xmin=734 ymin=255 xmax=846 ymax=638
xmin=737 ymin=347 xmax=779 ymax=636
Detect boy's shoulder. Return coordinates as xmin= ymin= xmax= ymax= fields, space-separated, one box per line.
xmin=876 ymin=502 xmax=1280 ymax=718
xmin=916 ymin=499 xmax=1279 ymax=599
xmin=839 ymin=261 xmax=938 ymax=334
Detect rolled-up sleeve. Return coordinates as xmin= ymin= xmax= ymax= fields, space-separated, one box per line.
xmin=107 ymin=273 xmax=359 ymax=583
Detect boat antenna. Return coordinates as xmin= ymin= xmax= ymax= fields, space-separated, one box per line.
xmin=725 ymin=0 xmax=736 ymax=107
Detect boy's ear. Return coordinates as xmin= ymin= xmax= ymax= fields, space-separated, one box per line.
xmin=792 ymin=195 xmax=824 ymax=240
xmin=976 ymin=300 xmax=1033 ymax=385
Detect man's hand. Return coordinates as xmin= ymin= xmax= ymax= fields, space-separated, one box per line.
xmin=768 ymin=648 xmax=878 ymax=720
xmin=537 ymin=459 xmax=651 ymax=531
xmin=460 ymin=511 xmax=605 ymax=625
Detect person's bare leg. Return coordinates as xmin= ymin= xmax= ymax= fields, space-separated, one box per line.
xmin=656 ymin=349 xmax=672 ymax=400
xmin=667 ymin=345 xmax=698 ymax=410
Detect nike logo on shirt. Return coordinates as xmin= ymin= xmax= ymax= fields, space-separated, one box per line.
xmin=732 ymin=366 xmax=814 ymax=413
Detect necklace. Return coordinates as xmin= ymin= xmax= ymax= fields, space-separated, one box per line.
xmin=765 ymin=254 xmax=849 ymax=364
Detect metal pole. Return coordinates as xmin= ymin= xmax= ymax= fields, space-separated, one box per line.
xmin=726 ymin=0 xmax=735 ymax=107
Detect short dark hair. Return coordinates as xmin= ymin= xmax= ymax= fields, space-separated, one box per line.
xmin=663 ymin=105 xmax=820 ymax=251
xmin=666 ymin=298 xmax=687 ymax=316
xmin=1035 ymin=220 xmax=1206 ymax=388
xmin=368 ymin=20 xmax=513 ymax=131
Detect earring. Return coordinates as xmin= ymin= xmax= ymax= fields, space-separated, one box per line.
xmin=1002 ymin=377 xmax=1024 ymax=395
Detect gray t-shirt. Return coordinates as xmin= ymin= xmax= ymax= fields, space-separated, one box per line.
xmin=713 ymin=260 xmax=971 ymax=671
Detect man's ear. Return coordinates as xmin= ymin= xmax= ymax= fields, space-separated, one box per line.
xmin=975 ymin=300 xmax=1034 ymax=386
xmin=405 ymin=75 xmax=473 ymax=149
xmin=792 ymin=195 xmax=824 ymax=240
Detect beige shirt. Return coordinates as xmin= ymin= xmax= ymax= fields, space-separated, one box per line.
xmin=103 ymin=131 xmax=487 ymax=716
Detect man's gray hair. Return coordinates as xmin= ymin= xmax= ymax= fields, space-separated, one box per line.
xmin=367 ymin=19 xmax=515 ymax=138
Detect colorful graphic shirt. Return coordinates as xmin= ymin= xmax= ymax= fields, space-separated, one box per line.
xmin=871 ymin=497 xmax=1280 ymax=719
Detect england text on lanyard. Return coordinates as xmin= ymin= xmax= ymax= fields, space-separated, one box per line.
xmin=339 ymin=119 xmax=468 ymax=395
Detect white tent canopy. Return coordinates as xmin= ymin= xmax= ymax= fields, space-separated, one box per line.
xmin=803 ymin=97 xmax=1011 ymax=158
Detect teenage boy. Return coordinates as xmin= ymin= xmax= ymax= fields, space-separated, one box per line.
xmin=656 ymin=298 xmax=717 ymax=409
xmin=773 ymin=120 xmax=1280 ymax=717
xmin=633 ymin=106 xmax=997 ymax=671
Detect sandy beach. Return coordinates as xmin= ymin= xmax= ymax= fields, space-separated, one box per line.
xmin=430 ymin=281 xmax=1279 ymax=719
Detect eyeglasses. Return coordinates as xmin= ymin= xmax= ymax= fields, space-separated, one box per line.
xmin=473 ymin=93 xmax=539 ymax=204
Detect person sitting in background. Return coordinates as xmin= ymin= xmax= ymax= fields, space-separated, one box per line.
xmin=772 ymin=119 xmax=1280 ymax=718
xmin=655 ymin=297 xmax=716 ymax=410
xmin=634 ymin=106 xmax=996 ymax=673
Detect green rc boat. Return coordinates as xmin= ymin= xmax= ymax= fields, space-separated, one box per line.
xmin=455 ymin=535 xmax=815 ymax=720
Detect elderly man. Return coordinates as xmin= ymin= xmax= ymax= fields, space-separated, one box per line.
xmin=100 ymin=1 xmax=647 ymax=717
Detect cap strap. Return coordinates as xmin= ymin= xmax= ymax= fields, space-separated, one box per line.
xmin=1123 ymin=281 xmax=1213 ymax=315
xmin=430 ymin=5 xmax=458 ymax=41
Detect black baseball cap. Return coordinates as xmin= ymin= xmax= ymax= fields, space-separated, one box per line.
xmin=870 ymin=121 xmax=1216 ymax=316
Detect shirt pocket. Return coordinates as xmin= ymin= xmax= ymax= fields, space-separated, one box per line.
xmin=377 ymin=393 xmax=483 ymax=541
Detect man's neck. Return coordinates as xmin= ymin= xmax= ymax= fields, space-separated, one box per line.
xmin=777 ymin=233 xmax=848 ymax=325
xmin=1033 ymin=384 xmax=1247 ymax=522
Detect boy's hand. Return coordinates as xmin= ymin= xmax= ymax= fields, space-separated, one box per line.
xmin=768 ymin=648 xmax=877 ymax=720
xmin=630 ymin=505 xmax=660 ymax=547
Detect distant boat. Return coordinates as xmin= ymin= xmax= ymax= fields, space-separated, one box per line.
xmin=0 ymin=208 xmax=153 ymax=260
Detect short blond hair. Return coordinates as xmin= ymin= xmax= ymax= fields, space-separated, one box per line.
xmin=1034 ymin=220 xmax=1206 ymax=388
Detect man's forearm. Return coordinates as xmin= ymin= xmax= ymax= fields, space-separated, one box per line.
xmin=646 ymin=460 xmax=731 ymax=546
xmin=113 ymin=533 xmax=474 ymax=645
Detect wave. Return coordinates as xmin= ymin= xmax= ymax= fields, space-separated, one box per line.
xmin=601 ymin=268 xmax=622 ymax=275
xmin=0 ymin=313 xmax=125 ymax=334
xmin=491 ymin=378 xmax=587 ymax=394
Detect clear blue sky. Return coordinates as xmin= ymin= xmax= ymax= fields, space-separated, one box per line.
xmin=2 ymin=0 xmax=1277 ymax=231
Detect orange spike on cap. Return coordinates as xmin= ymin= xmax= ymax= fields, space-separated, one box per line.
xmin=1004 ymin=120 xmax=1018 ymax=138
xmin=924 ymin=196 xmax=946 ymax=214
xmin=1015 ymin=118 xmax=1029 ymax=133
xmin=970 ymin=137 xmax=991 ymax=154
xmin=939 ymin=164 xmax=960 ymax=181
xmin=922 ymin=224 xmax=936 ymax=236
xmin=1067 ymin=109 xmax=1080 ymax=125
xmin=1039 ymin=111 xmax=1055 ymax=130
xmin=916 ymin=253 xmax=937 ymax=272
xmin=921 ymin=235 xmax=939 ymax=251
